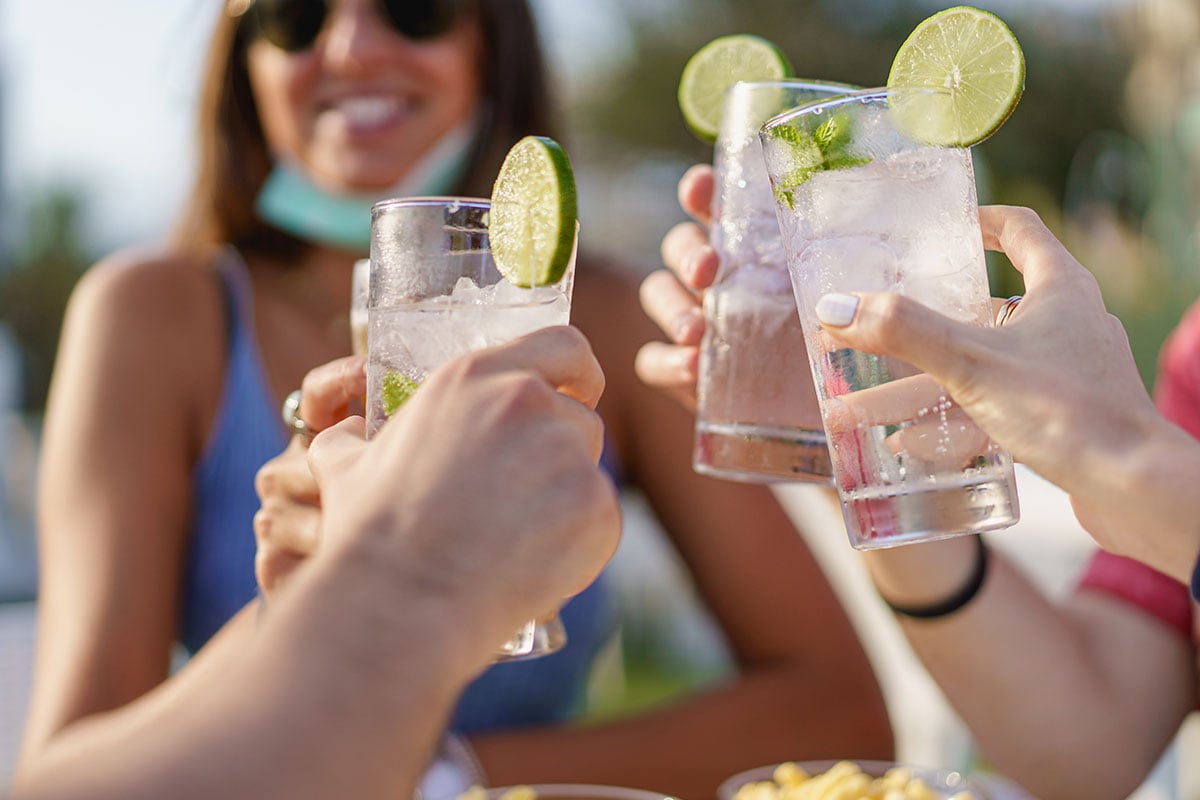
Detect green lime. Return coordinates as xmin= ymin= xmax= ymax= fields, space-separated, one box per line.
xmin=489 ymin=135 xmax=578 ymax=289
xmin=677 ymin=34 xmax=793 ymax=144
xmin=381 ymin=370 xmax=420 ymax=417
xmin=887 ymin=5 xmax=1025 ymax=146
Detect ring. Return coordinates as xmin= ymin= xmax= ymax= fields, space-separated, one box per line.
xmin=996 ymin=295 xmax=1022 ymax=327
xmin=281 ymin=389 xmax=313 ymax=443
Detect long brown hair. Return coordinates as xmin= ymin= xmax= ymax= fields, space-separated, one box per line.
xmin=172 ymin=0 xmax=560 ymax=258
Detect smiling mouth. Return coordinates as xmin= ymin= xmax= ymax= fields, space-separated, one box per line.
xmin=320 ymin=95 xmax=414 ymax=133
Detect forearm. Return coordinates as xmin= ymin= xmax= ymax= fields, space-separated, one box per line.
xmin=13 ymin=549 xmax=478 ymax=800
xmin=863 ymin=540 xmax=1191 ymax=798
xmin=1073 ymin=414 xmax=1200 ymax=583
xmin=470 ymin=659 xmax=892 ymax=799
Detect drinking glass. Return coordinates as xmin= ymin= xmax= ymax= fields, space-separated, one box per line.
xmin=694 ymin=79 xmax=856 ymax=483
xmin=759 ymin=87 xmax=1019 ymax=549
xmin=367 ymin=196 xmax=575 ymax=659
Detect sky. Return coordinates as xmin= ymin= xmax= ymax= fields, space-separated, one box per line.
xmin=0 ymin=0 xmax=1133 ymax=254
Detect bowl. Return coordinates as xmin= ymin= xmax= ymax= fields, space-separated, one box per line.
xmin=484 ymin=784 xmax=680 ymax=800
xmin=717 ymin=760 xmax=990 ymax=800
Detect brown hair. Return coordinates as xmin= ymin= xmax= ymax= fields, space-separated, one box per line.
xmin=173 ymin=0 xmax=559 ymax=258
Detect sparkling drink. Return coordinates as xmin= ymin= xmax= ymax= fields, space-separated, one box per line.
xmin=351 ymin=258 xmax=370 ymax=356
xmin=368 ymin=196 xmax=575 ymax=658
xmin=695 ymin=80 xmax=856 ymax=483
xmin=760 ymin=88 xmax=1018 ymax=548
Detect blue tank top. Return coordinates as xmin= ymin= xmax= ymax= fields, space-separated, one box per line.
xmin=182 ymin=251 xmax=619 ymax=731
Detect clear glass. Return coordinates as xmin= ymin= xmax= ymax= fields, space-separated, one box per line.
xmin=351 ymin=257 xmax=370 ymax=356
xmin=367 ymin=196 xmax=576 ymax=660
xmin=759 ymin=87 xmax=1019 ymax=549
xmin=695 ymin=79 xmax=857 ymax=484
xmin=718 ymin=760 xmax=991 ymax=800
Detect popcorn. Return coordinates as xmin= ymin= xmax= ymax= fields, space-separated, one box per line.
xmin=730 ymin=762 xmax=977 ymax=800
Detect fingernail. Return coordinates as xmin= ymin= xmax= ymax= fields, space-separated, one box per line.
xmin=815 ymin=293 xmax=860 ymax=327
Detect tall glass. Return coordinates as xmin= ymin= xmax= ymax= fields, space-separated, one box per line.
xmin=694 ymin=80 xmax=855 ymax=483
xmin=367 ymin=197 xmax=575 ymax=659
xmin=351 ymin=257 xmax=370 ymax=356
xmin=759 ymin=87 xmax=1019 ymax=549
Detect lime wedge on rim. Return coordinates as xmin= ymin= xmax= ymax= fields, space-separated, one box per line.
xmin=678 ymin=34 xmax=793 ymax=144
xmin=887 ymin=5 xmax=1024 ymax=147
xmin=489 ymin=135 xmax=578 ymax=289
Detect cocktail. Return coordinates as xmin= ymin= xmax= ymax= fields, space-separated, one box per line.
xmin=694 ymin=79 xmax=856 ymax=483
xmin=367 ymin=195 xmax=576 ymax=658
xmin=759 ymin=86 xmax=1019 ymax=548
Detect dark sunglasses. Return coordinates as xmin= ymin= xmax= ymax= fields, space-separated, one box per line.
xmin=245 ymin=0 xmax=466 ymax=53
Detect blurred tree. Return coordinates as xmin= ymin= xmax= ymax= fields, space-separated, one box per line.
xmin=0 ymin=189 xmax=91 ymax=413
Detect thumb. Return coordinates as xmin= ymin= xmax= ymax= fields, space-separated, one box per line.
xmin=307 ymin=416 xmax=369 ymax=489
xmin=815 ymin=292 xmax=985 ymax=389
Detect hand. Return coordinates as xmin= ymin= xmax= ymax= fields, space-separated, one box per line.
xmin=635 ymin=164 xmax=719 ymax=410
xmin=815 ymin=205 xmax=1166 ymax=550
xmin=306 ymin=326 xmax=621 ymax=653
xmin=254 ymin=355 xmax=367 ymax=598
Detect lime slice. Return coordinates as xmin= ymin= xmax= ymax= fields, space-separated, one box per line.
xmin=677 ymin=34 xmax=793 ymax=144
xmin=489 ymin=135 xmax=578 ymax=288
xmin=381 ymin=370 xmax=420 ymax=417
xmin=886 ymin=5 xmax=1024 ymax=146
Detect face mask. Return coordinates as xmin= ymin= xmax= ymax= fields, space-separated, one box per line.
xmin=255 ymin=114 xmax=479 ymax=252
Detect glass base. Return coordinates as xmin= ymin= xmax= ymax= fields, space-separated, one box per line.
xmin=843 ymin=474 xmax=1019 ymax=550
xmin=693 ymin=422 xmax=833 ymax=484
xmin=495 ymin=614 xmax=567 ymax=662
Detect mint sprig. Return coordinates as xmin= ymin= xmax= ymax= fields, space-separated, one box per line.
xmin=768 ymin=110 xmax=872 ymax=209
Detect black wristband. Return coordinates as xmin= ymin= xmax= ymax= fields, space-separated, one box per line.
xmin=882 ymin=536 xmax=989 ymax=620
xmin=1190 ymin=547 xmax=1200 ymax=604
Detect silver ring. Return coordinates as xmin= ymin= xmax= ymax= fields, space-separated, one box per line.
xmin=281 ymin=389 xmax=312 ymax=443
xmin=996 ymin=295 xmax=1022 ymax=327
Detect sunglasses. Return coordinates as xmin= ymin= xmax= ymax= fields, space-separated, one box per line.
xmin=244 ymin=0 xmax=466 ymax=53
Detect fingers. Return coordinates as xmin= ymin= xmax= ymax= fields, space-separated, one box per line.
xmin=298 ymin=355 xmax=367 ymax=431
xmin=639 ymin=270 xmax=705 ymax=345
xmin=307 ymin=416 xmax=369 ymax=488
xmin=469 ymin=326 xmax=606 ymax=410
xmin=978 ymin=206 xmax=1085 ymax=294
xmin=660 ymin=222 xmax=719 ymax=291
xmin=815 ymin=292 xmax=986 ymax=390
xmin=678 ymin=163 xmax=715 ymax=227
xmin=824 ymin=372 xmax=948 ymax=431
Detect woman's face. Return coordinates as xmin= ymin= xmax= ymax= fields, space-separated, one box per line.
xmin=247 ymin=0 xmax=484 ymax=192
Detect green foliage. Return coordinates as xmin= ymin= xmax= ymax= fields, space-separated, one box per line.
xmin=0 ymin=189 xmax=91 ymax=413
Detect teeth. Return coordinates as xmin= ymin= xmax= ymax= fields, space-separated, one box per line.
xmin=335 ymin=96 xmax=403 ymax=126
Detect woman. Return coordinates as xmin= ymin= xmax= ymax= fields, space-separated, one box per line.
xmin=639 ymin=163 xmax=1198 ymax=798
xmin=21 ymin=2 xmax=891 ymax=797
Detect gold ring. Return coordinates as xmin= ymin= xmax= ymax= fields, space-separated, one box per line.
xmin=281 ymin=389 xmax=312 ymax=443
xmin=996 ymin=295 xmax=1022 ymax=327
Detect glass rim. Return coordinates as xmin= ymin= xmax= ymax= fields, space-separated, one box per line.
xmin=724 ymin=77 xmax=861 ymax=98
xmin=370 ymin=195 xmax=490 ymax=217
xmin=759 ymin=85 xmax=952 ymax=135
xmin=486 ymin=785 xmax=680 ymax=800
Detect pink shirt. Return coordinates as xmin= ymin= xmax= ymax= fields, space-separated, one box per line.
xmin=1076 ymin=299 xmax=1200 ymax=642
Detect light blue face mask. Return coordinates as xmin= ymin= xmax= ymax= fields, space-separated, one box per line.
xmin=256 ymin=116 xmax=479 ymax=252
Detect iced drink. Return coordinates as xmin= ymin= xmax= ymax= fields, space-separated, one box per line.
xmin=759 ymin=88 xmax=1018 ymax=548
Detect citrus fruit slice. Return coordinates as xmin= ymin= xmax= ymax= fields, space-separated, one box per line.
xmin=489 ymin=135 xmax=578 ymax=288
xmin=678 ymin=34 xmax=793 ymax=144
xmin=381 ymin=370 xmax=420 ymax=417
xmin=886 ymin=5 xmax=1024 ymax=146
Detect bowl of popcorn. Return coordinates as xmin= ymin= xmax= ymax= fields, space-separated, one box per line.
xmin=718 ymin=760 xmax=989 ymax=800
xmin=460 ymin=784 xmax=680 ymax=800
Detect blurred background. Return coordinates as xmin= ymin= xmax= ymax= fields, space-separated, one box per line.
xmin=1 ymin=0 xmax=1199 ymax=794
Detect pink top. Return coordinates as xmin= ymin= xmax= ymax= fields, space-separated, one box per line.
xmin=1075 ymin=299 xmax=1200 ymax=642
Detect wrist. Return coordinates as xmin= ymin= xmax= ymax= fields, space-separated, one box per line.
xmin=874 ymin=536 xmax=989 ymax=620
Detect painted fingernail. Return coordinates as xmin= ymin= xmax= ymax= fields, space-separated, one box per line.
xmin=815 ymin=293 xmax=860 ymax=327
